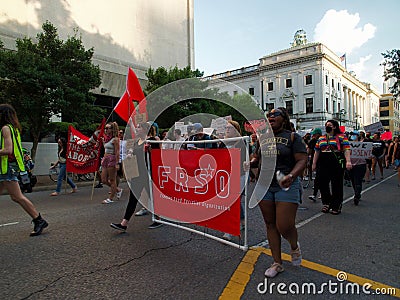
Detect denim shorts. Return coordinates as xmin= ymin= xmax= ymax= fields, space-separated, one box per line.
xmin=261 ymin=178 xmax=301 ymax=204
xmin=0 ymin=165 xmax=19 ymax=182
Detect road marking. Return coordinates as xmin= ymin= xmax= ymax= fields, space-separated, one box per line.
xmin=220 ymin=173 xmax=399 ymax=299
xmin=0 ymin=222 xmax=19 ymax=227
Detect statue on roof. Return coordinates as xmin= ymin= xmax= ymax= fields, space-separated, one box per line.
xmin=291 ymin=29 xmax=307 ymax=47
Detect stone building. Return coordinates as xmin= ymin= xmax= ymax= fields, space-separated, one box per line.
xmin=0 ymin=0 xmax=194 ymax=103
xmin=205 ymin=37 xmax=381 ymax=131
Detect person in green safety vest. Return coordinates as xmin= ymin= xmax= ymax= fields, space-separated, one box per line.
xmin=0 ymin=104 xmax=48 ymax=236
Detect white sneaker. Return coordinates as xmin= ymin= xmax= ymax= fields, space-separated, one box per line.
xmin=116 ymin=189 xmax=123 ymax=199
xmin=102 ymin=198 xmax=113 ymax=204
xmin=222 ymin=233 xmax=233 ymax=241
xmin=135 ymin=208 xmax=148 ymax=216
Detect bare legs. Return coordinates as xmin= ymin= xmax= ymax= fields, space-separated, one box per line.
xmin=259 ymin=200 xmax=299 ymax=264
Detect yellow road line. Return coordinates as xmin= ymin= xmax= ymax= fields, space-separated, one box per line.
xmin=220 ymin=247 xmax=400 ymax=298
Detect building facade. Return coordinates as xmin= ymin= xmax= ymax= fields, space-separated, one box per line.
xmin=379 ymin=94 xmax=400 ymax=136
xmin=206 ymin=42 xmax=381 ymax=131
xmin=0 ymin=0 xmax=194 ymax=99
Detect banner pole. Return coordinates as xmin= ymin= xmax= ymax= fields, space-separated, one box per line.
xmin=243 ymin=136 xmax=250 ymax=250
xmin=90 ymin=171 xmax=97 ymax=201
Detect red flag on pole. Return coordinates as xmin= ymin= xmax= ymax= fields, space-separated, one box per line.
xmin=114 ymin=68 xmax=147 ymax=123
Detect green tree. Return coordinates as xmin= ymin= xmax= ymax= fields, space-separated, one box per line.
xmin=144 ymin=66 xmax=262 ymax=130
xmin=0 ymin=21 xmax=103 ymax=158
xmin=382 ymin=49 xmax=400 ymax=97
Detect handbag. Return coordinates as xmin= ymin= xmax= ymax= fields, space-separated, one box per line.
xmin=328 ymin=135 xmax=346 ymax=170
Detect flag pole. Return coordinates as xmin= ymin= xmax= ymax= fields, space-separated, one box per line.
xmin=345 ymin=53 xmax=347 ymax=70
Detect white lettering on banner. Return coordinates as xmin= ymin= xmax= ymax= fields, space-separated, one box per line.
xmin=157 ymin=165 xmax=231 ymax=199
xmin=349 ymin=142 xmax=373 ymax=159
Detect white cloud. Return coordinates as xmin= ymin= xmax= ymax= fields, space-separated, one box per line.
xmin=313 ymin=9 xmax=376 ymax=54
xmin=347 ymin=55 xmax=372 ymax=78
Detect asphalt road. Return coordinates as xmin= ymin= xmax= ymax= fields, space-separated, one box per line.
xmin=1 ymin=171 xmax=399 ymax=299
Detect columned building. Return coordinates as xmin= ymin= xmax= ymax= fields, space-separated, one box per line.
xmin=206 ymin=42 xmax=380 ymax=131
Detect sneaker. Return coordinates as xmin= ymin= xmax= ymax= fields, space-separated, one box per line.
xmin=265 ymin=262 xmax=284 ymax=278
xmin=30 ymin=215 xmax=48 ymax=236
xmin=290 ymin=242 xmax=302 ymax=266
xmin=95 ymin=183 xmax=103 ymax=188
xmin=222 ymin=233 xmax=233 ymax=241
xmin=135 ymin=208 xmax=149 ymax=216
xmin=102 ymin=198 xmax=113 ymax=204
xmin=116 ymin=188 xmax=123 ymax=200
xmin=308 ymin=195 xmax=316 ymax=202
xmin=148 ymin=221 xmax=164 ymax=229
xmin=110 ymin=223 xmax=127 ymax=232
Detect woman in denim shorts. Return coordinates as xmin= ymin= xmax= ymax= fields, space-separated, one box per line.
xmin=250 ymin=107 xmax=307 ymax=278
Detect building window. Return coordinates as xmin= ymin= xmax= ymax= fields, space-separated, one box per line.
xmin=266 ymin=103 xmax=274 ymax=112
xmin=325 ymin=75 xmax=328 ymax=85
xmin=286 ymin=78 xmax=292 ymax=88
xmin=380 ymin=110 xmax=389 ymax=117
xmin=332 ymin=79 xmax=335 ymax=88
xmin=267 ymin=82 xmax=274 ymax=91
xmin=286 ymin=100 xmax=293 ymax=115
xmin=305 ymin=75 xmax=312 ymax=85
xmin=326 ymin=98 xmax=329 ymax=112
xmin=380 ymin=100 xmax=389 ymax=107
xmin=249 ymin=87 xmax=254 ymax=95
xmin=338 ymin=83 xmax=340 ymax=91
xmin=306 ymin=98 xmax=313 ymax=113
xmin=338 ymin=103 xmax=341 ymax=112
xmin=381 ymin=120 xmax=389 ymax=126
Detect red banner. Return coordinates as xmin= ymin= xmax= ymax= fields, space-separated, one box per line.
xmin=151 ymin=149 xmax=241 ymax=235
xmin=66 ymin=120 xmax=105 ymax=174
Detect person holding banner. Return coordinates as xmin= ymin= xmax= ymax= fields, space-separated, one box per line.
xmin=111 ymin=122 xmax=162 ymax=231
xmin=50 ymin=137 xmax=78 ymax=196
xmin=348 ymin=132 xmax=367 ymax=205
xmin=101 ymin=122 xmax=122 ymax=204
xmin=0 ymin=104 xmax=48 ymax=236
xmin=251 ymin=107 xmax=307 ymax=278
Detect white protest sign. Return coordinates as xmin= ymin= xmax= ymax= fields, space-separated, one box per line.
xmin=350 ymin=142 xmax=373 ymax=159
xmin=363 ymin=122 xmax=384 ymax=134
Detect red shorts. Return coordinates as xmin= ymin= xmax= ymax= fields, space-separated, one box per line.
xmin=101 ymin=155 xmax=117 ymax=168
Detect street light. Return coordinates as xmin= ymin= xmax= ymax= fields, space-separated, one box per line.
xmin=338 ymin=108 xmax=346 ymax=126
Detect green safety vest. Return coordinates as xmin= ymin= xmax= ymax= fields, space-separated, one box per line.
xmin=0 ymin=124 xmax=26 ymax=174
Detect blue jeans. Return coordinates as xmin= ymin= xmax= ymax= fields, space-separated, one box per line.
xmin=56 ymin=163 xmax=76 ymax=193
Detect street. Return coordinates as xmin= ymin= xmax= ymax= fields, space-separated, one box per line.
xmin=1 ymin=171 xmax=399 ymax=299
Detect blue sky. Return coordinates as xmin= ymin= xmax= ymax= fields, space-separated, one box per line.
xmin=194 ymin=0 xmax=399 ymax=93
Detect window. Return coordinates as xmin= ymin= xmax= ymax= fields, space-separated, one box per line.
xmin=267 ymin=82 xmax=274 ymax=91
xmin=380 ymin=110 xmax=389 ymax=117
xmin=326 ymin=98 xmax=329 ymax=112
xmin=305 ymin=75 xmax=312 ymax=85
xmin=249 ymin=87 xmax=254 ymax=95
xmin=325 ymin=75 xmax=328 ymax=85
xmin=338 ymin=83 xmax=340 ymax=91
xmin=306 ymin=98 xmax=313 ymax=113
xmin=286 ymin=78 xmax=292 ymax=88
xmin=381 ymin=120 xmax=389 ymax=126
xmin=338 ymin=103 xmax=341 ymax=112
xmin=266 ymin=103 xmax=274 ymax=112
xmin=380 ymin=100 xmax=389 ymax=107
xmin=286 ymin=100 xmax=293 ymax=115
xmin=332 ymin=79 xmax=334 ymax=88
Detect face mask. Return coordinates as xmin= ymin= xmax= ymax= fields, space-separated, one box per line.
xmin=325 ymin=126 xmax=333 ymax=133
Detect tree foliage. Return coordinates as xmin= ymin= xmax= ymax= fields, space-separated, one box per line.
xmin=382 ymin=49 xmax=400 ymax=98
xmin=144 ymin=66 xmax=262 ymax=131
xmin=0 ymin=21 xmax=103 ymax=158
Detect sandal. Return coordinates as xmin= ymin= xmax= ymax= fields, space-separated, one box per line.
xmin=50 ymin=192 xmax=59 ymax=196
xmin=321 ymin=205 xmax=330 ymax=213
xmin=265 ymin=262 xmax=284 ymax=278
xmin=290 ymin=242 xmax=302 ymax=266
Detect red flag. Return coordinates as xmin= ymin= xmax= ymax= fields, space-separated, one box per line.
xmin=114 ymin=68 xmax=147 ymax=122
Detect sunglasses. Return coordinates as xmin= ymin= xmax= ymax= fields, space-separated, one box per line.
xmin=266 ymin=111 xmax=283 ymax=118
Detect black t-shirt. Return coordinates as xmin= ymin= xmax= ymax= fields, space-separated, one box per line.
xmin=372 ymin=140 xmax=386 ymax=158
xmin=257 ymin=129 xmax=307 ymax=189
